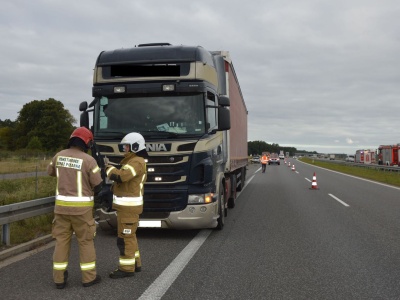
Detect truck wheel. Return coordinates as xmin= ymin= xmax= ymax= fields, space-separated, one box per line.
xmin=216 ymin=185 xmax=226 ymax=230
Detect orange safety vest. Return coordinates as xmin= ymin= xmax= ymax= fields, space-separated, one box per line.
xmin=260 ymin=155 xmax=268 ymax=164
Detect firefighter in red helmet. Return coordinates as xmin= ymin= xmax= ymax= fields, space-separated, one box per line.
xmin=48 ymin=127 xmax=103 ymax=288
xmin=106 ymin=132 xmax=147 ymax=279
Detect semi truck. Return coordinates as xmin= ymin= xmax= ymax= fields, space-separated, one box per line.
xmin=355 ymin=149 xmax=376 ymax=164
xmin=377 ymin=145 xmax=399 ymax=166
xmin=79 ymin=43 xmax=248 ymax=230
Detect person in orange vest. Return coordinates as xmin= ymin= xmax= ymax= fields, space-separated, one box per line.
xmin=260 ymin=153 xmax=268 ymax=173
xmin=106 ymin=132 xmax=148 ymax=279
xmin=48 ymin=127 xmax=103 ymax=289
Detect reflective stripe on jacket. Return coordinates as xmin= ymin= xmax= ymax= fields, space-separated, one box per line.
xmin=48 ymin=147 xmax=103 ymax=214
xmin=113 ymin=195 xmax=143 ymax=206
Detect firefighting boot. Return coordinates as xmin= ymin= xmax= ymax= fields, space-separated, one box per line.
xmin=109 ymin=268 xmax=135 ymax=279
xmin=55 ymin=270 xmax=68 ymax=289
xmin=83 ymin=275 xmax=102 ymax=287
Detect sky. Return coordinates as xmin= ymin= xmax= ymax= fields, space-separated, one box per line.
xmin=1 ymin=0 xmax=399 ymax=154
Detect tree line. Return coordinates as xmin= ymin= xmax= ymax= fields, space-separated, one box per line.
xmin=0 ymin=98 xmax=75 ymax=152
xmin=247 ymin=141 xmax=315 ymax=157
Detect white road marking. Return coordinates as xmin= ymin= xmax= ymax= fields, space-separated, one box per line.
xmin=328 ymin=193 xmax=350 ymax=207
xmin=305 ymin=178 xmax=311 ymax=182
xmin=139 ymin=168 xmax=256 ymax=299
xmin=138 ymin=229 xmax=212 ymax=300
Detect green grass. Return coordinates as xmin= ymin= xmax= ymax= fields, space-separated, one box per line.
xmin=0 ymin=176 xmax=56 ymax=206
xmin=300 ymin=157 xmax=400 ymax=187
xmin=0 ymin=158 xmax=51 ymax=174
xmin=1 ymin=176 xmax=57 ymax=249
xmin=10 ymin=214 xmax=54 ymax=245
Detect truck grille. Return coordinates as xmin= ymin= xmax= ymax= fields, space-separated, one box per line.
xmin=143 ymin=192 xmax=187 ymax=211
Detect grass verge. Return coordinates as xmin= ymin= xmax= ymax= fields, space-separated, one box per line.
xmin=1 ymin=176 xmax=57 ymax=251
xmin=300 ymin=157 xmax=400 ymax=187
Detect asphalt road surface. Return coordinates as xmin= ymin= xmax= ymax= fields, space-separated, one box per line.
xmin=1 ymin=160 xmax=400 ymax=299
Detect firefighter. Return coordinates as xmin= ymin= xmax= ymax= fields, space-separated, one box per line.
xmin=106 ymin=132 xmax=148 ymax=279
xmin=260 ymin=153 xmax=268 ymax=173
xmin=48 ymin=127 xmax=103 ymax=289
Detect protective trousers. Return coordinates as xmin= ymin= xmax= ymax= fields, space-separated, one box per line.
xmin=115 ymin=205 xmax=142 ymax=272
xmin=262 ymin=163 xmax=266 ymax=173
xmin=52 ymin=210 xmax=97 ymax=284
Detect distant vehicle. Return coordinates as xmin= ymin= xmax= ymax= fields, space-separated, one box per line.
xmin=345 ymin=155 xmax=355 ymax=162
xmin=378 ymin=145 xmax=399 ymax=166
xmin=279 ymin=150 xmax=285 ymax=159
xmin=251 ymin=156 xmax=260 ymax=164
xmin=268 ymin=153 xmax=280 ymax=165
xmin=329 ymin=154 xmax=335 ymax=160
xmin=355 ymin=149 xmax=376 ymax=164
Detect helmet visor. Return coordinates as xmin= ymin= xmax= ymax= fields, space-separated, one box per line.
xmin=118 ymin=143 xmax=130 ymax=152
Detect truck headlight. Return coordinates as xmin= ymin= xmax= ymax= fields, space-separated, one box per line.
xmin=188 ymin=193 xmax=214 ymax=204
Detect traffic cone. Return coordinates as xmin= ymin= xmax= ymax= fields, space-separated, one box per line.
xmin=288 ymin=162 xmax=291 ymax=167
xmin=292 ymin=164 xmax=295 ymax=171
xmin=284 ymin=160 xmax=287 ymax=164
xmin=310 ymin=172 xmax=319 ymax=190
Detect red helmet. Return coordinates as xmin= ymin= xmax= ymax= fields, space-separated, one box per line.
xmin=70 ymin=127 xmax=94 ymax=147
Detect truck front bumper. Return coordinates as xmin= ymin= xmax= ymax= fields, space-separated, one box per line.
xmin=95 ymin=202 xmax=219 ymax=230
xmin=140 ymin=201 xmax=219 ymax=229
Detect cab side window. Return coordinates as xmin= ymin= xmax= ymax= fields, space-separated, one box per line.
xmin=206 ymin=92 xmax=217 ymax=131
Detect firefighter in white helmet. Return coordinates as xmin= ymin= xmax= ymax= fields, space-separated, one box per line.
xmin=106 ymin=132 xmax=148 ymax=278
xmin=48 ymin=127 xmax=103 ymax=288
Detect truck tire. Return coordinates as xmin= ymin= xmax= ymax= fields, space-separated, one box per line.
xmin=216 ymin=184 xmax=226 ymax=230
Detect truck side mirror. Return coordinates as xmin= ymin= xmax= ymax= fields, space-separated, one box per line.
xmin=79 ymin=101 xmax=88 ymax=112
xmin=219 ymin=95 xmax=230 ymax=107
xmin=80 ymin=112 xmax=89 ymax=128
xmin=218 ymin=107 xmax=230 ymax=131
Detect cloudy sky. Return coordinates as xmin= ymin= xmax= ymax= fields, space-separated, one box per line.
xmin=1 ymin=0 xmax=399 ymax=154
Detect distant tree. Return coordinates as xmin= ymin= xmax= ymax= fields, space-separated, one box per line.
xmin=0 ymin=127 xmax=15 ymax=150
xmin=15 ymin=98 xmax=76 ymax=151
xmin=26 ymin=136 xmax=43 ymax=150
xmin=248 ymin=141 xmax=299 ymax=156
xmin=0 ymin=119 xmax=16 ymax=128
xmin=248 ymin=140 xmax=269 ymax=155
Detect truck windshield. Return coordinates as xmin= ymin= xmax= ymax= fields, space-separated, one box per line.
xmin=94 ymin=94 xmax=206 ymax=137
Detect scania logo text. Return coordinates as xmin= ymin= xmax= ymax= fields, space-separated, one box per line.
xmin=145 ymin=143 xmax=170 ymax=152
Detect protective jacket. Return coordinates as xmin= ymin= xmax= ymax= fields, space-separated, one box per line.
xmin=260 ymin=155 xmax=268 ymax=165
xmin=48 ymin=147 xmax=103 ymax=215
xmin=106 ymin=152 xmax=147 ymax=206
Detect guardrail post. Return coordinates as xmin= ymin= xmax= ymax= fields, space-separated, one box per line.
xmin=2 ymin=223 xmax=11 ymax=246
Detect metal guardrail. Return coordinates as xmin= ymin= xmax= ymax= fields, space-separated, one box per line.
xmin=0 ymin=196 xmax=55 ymax=245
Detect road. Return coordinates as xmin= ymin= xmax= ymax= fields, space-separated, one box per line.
xmin=1 ymin=159 xmax=400 ymax=299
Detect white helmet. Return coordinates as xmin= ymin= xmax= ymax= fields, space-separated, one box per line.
xmin=119 ymin=132 xmax=146 ymax=153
